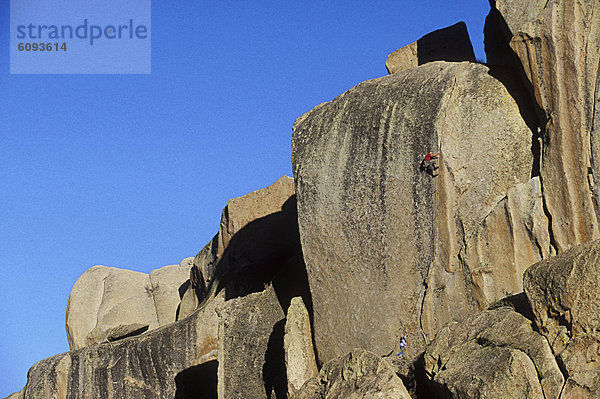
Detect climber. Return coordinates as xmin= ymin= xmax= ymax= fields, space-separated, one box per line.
xmin=396 ymin=334 xmax=408 ymax=358
xmin=421 ymin=151 xmax=439 ymax=176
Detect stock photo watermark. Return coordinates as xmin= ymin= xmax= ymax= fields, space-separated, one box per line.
xmin=10 ymin=0 xmax=151 ymax=74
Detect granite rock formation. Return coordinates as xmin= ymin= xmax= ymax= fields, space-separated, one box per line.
xmin=291 ymin=349 xmax=411 ymax=399
xmin=524 ymin=239 xmax=600 ymax=398
xmin=386 ymin=22 xmax=476 ymax=74
xmin=65 ymin=258 xmax=194 ymax=350
xmin=284 ymin=296 xmax=319 ymax=397
xmin=10 ymin=0 xmax=600 ymax=397
xmin=487 ymin=0 xmax=600 ymax=252
xmin=293 ymin=60 xmax=534 ymax=363
xmin=18 ymin=176 xmax=308 ymax=399
xmin=177 ymin=175 xmax=304 ymax=320
xmin=424 ymin=307 xmax=563 ymax=399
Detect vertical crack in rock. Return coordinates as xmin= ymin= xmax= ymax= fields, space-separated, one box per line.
xmin=418 ymin=76 xmax=455 ymax=346
xmin=589 ymin=56 xmax=600 ymax=223
xmin=540 ymin=179 xmax=559 ymax=254
xmin=147 ymin=274 xmax=160 ymax=327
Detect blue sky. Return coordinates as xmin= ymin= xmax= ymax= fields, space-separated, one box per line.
xmin=0 ymin=1 xmax=489 ymax=395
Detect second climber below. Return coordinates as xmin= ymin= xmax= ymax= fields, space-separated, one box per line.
xmin=422 ymin=151 xmax=439 ymax=177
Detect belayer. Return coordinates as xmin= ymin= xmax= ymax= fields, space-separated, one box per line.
xmin=421 ymin=151 xmax=439 ymax=177
xmin=396 ymin=334 xmax=408 ymax=358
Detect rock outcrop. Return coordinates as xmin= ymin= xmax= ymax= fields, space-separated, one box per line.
xmin=460 ymin=177 xmax=553 ymax=309
xmin=487 ymin=0 xmax=600 ymax=252
xmin=65 ymin=266 xmax=160 ymax=350
xmin=19 ymin=176 xmax=309 ymax=399
xmin=386 ymin=22 xmax=476 ymax=74
xmin=178 ymin=175 xmax=304 ymax=319
xmin=293 ymin=60 xmax=535 ymax=363
xmin=284 ymin=296 xmax=319 ymax=397
xmin=22 ymin=295 xmax=220 ymax=398
xmin=291 ymin=349 xmax=411 ymax=399
xmin=424 ymin=306 xmax=563 ymax=399
xmin=217 ymin=285 xmax=286 ymax=398
xmin=150 ymin=257 xmax=194 ymax=326
xmin=65 ymin=258 xmax=194 ymax=350
xmin=524 ymin=239 xmax=600 ymax=398
xmin=12 ymin=1 xmax=600 ymax=397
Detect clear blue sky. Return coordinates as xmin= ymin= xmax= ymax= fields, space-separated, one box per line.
xmin=0 ymin=1 xmax=489 ymax=395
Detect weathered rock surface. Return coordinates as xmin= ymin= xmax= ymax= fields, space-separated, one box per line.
xmin=20 ymin=176 xmax=310 ymax=398
xmin=524 ymin=239 xmax=600 ymax=398
xmin=424 ymin=307 xmax=563 ymax=399
xmin=386 ymin=22 xmax=476 ymax=75
xmin=66 ymin=265 xmax=160 ymax=350
xmin=217 ymin=284 xmax=286 ymax=399
xmin=22 ymin=296 xmax=220 ymax=399
xmin=460 ymin=177 xmax=553 ymax=309
xmin=488 ymin=0 xmax=600 ymax=252
xmin=150 ymin=257 xmax=194 ymax=326
xmin=292 ymin=349 xmax=411 ymax=399
xmin=293 ymin=60 xmax=533 ymax=363
xmin=284 ymin=296 xmax=318 ymax=397
xmin=66 ymin=258 xmax=194 ymax=350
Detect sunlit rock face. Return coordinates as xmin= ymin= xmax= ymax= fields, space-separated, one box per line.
xmin=293 ymin=60 xmax=534 ymax=363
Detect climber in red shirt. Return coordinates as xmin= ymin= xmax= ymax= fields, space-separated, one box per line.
xmin=422 ymin=151 xmax=439 ymax=176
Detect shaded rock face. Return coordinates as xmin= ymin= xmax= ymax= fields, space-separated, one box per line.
xmin=487 ymin=0 xmax=600 ymax=252
xmin=524 ymin=239 xmax=600 ymax=398
xmin=66 ymin=258 xmax=194 ymax=350
xmin=386 ymin=22 xmax=476 ymax=74
xmin=291 ymin=349 xmax=411 ymax=399
xmin=293 ymin=61 xmax=534 ymax=363
xmin=424 ymin=307 xmax=563 ymax=399
xmin=284 ymin=296 xmax=319 ymax=397
xmin=178 ymin=175 xmax=309 ymax=320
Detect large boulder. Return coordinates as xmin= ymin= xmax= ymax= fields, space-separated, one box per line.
xmin=386 ymin=22 xmax=476 ymax=74
xmin=292 ymin=61 xmax=535 ymax=363
xmin=291 ymin=349 xmax=411 ymax=399
xmin=66 ymin=258 xmax=194 ymax=350
xmin=217 ymin=285 xmax=286 ymax=398
xmin=65 ymin=266 xmax=159 ymax=350
xmin=524 ymin=239 xmax=600 ymax=398
xmin=486 ymin=0 xmax=600 ymax=251
xmin=424 ymin=307 xmax=563 ymax=399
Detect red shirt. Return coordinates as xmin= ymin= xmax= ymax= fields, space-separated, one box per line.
xmin=425 ymin=153 xmax=433 ymax=161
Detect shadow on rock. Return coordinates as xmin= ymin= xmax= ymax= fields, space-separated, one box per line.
xmin=174 ymin=360 xmax=218 ymax=399
xmin=484 ymin=0 xmax=546 ymax=178
xmin=211 ymin=194 xmax=313 ymax=317
xmin=263 ymin=319 xmax=287 ymax=399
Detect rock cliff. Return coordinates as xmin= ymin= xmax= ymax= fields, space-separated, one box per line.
xmin=487 ymin=0 xmax=600 ymax=251
xmin=9 ymin=0 xmax=600 ymax=398
xmin=293 ymin=60 xmax=535 ymax=362
xmin=15 ymin=177 xmax=308 ymax=399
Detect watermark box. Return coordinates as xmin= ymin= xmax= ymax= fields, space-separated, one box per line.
xmin=10 ymin=0 xmax=151 ymax=74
